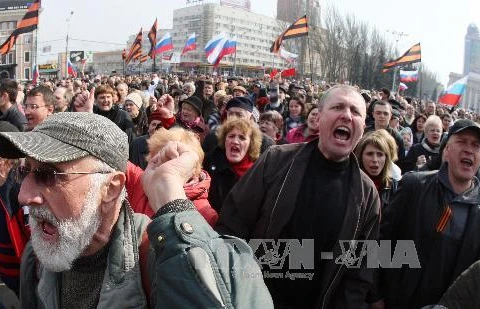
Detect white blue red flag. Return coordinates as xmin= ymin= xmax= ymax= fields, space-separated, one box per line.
xmin=400 ymin=70 xmax=419 ymax=82
xmin=438 ymin=76 xmax=468 ymax=106
xmin=182 ymin=32 xmax=196 ymax=55
xmin=67 ymin=60 xmax=77 ymax=78
xmin=155 ymin=32 xmax=174 ymax=54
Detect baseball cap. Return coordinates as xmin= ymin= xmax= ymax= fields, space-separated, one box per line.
xmin=447 ymin=119 xmax=480 ymax=140
xmin=0 ymin=112 xmax=128 ymax=172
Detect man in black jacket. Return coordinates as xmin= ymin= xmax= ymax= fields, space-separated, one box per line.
xmin=217 ymin=85 xmax=380 ymax=308
xmin=93 ymin=85 xmax=135 ymax=143
xmin=378 ymin=119 xmax=480 ymax=308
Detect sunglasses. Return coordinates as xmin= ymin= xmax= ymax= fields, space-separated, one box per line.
xmin=16 ymin=166 xmax=112 ymax=186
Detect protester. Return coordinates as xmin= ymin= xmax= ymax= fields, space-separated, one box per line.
xmin=53 ymin=86 xmax=73 ymax=113
xmin=145 ymin=127 xmax=218 ymax=225
xmin=0 ymin=79 xmax=26 ymax=131
xmin=0 ymin=121 xmax=28 ymax=302
xmin=402 ymin=115 xmax=442 ymax=172
xmin=440 ymin=113 xmax=452 ymax=133
xmin=216 ymin=85 xmax=380 ymax=308
xmin=129 ymin=110 xmax=163 ymax=169
xmin=399 ymin=126 xmax=413 ymax=156
xmin=259 ymin=110 xmax=286 ymax=144
xmin=285 ymin=106 xmax=319 ymax=143
xmin=283 ymin=96 xmax=305 ymax=134
xmin=378 ymin=119 xmax=480 ymax=308
xmin=24 ymin=85 xmax=55 ymax=131
xmin=124 ymin=92 xmax=148 ymax=136
xmin=204 ymin=117 xmax=262 ymax=212
xmin=355 ymin=129 xmax=398 ymax=210
xmin=207 ymin=91 xmax=229 ymax=131
xmin=175 ymin=95 xmax=208 ymax=141
xmin=410 ymin=114 xmax=427 ymax=144
xmin=0 ymin=112 xmax=273 ymax=308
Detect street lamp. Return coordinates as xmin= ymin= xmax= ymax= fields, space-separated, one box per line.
xmin=386 ymin=30 xmax=408 ymax=93
xmin=65 ymin=11 xmax=74 ymax=78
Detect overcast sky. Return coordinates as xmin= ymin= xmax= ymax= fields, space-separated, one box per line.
xmin=36 ymin=0 xmax=478 ymax=86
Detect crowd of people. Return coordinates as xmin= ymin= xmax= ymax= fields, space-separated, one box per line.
xmin=1 ymin=71 xmax=480 ymax=308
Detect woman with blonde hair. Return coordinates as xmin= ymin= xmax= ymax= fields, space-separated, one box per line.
xmin=204 ymin=117 xmax=262 ymax=212
xmin=355 ymin=129 xmax=398 ymax=210
xmin=127 ymin=127 xmax=218 ymax=226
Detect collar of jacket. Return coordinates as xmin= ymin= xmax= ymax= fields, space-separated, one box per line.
xmin=437 ymin=162 xmax=480 ymax=204
xmin=265 ymin=139 xmax=366 ymax=240
xmin=210 ymin=146 xmax=235 ymax=173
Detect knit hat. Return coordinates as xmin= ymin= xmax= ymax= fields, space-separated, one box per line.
xmin=180 ymin=95 xmax=203 ymax=116
xmin=0 ymin=112 xmax=128 ymax=172
xmin=226 ymin=96 xmax=254 ymax=113
xmin=125 ymin=92 xmax=143 ymax=109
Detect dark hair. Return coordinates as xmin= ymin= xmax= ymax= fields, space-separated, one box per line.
xmin=0 ymin=78 xmax=18 ymax=102
xmin=381 ymin=87 xmax=391 ymax=98
xmin=27 ymin=85 xmax=55 ymax=107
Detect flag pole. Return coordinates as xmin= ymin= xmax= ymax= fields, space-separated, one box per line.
xmin=418 ymin=65 xmax=422 ymax=100
xmin=153 ymin=53 xmax=156 ymax=73
xmin=391 ymin=67 xmax=397 ymax=94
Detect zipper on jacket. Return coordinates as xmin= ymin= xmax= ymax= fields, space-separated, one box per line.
xmin=320 ymin=200 xmax=362 ymax=309
xmin=266 ymin=159 xmax=295 ymax=234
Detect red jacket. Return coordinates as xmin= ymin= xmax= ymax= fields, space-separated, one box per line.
xmin=285 ymin=125 xmax=319 ymax=144
xmin=126 ymin=161 xmax=218 ymax=226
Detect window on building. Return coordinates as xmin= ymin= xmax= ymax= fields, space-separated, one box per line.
xmin=24 ymin=67 xmax=30 ymax=80
xmin=8 ymin=52 xmax=14 ymax=64
xmin=24 ymin=51 xmax=30 ymax=62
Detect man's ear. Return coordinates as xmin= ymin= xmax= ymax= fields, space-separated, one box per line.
xmin=101 ymin=172 xmax=126 ymax=208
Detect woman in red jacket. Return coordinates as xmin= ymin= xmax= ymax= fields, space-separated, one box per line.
xmin=126 ymin=127 xmax=218 ymax=226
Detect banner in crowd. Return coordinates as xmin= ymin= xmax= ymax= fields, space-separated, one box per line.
xmin=438 ymin=76 xmax=468 ymax=106
xmin=0 ymin=0 xmax=39 ymax=55
xmin=383 ymin=43 xmax=421 ymax=72
xmin=148 ymin=18 xmax=157 ymax=59
xmin=125 ymin=28 xmax=142 ymax=64
xmin=270 ymin=15 xmax=309 ymax=53
xmin=399 ymin=70 xmax=418 ymax=82
xmin=67 ymin=60 xmax=77 ymax=77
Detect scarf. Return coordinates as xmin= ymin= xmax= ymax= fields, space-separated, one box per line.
xmin=182 ymin=116 xmax=201 ymax=129
xmin=231 ymin=155 xmax=254 ymax=179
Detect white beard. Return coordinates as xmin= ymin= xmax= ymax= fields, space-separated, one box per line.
xmin=29 ymin=174 xmax=105 ymax=272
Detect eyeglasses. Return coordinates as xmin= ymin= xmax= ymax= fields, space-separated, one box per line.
xmin=17 ymin=166 xmax=112 ymax=186
xmin=24 ymin=104 xmax=46 ymax=111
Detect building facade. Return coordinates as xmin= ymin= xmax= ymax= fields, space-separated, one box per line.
xmin=277 ymin=0 xmax=321 ymax=27
xmin=0 ymin=1 xmax=36 ymax=80
xmin=464 ymin=23 xmax=480 ymax=75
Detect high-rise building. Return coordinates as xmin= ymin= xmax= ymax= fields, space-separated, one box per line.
xmin=464 ymin=23 xmax=480 ymax=75
xmin=0 ymin=1 xmax=37 ymax=80
xmin=277 ymin=0 xmax=321 ymax=27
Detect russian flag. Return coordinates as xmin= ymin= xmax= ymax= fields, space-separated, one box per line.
xmin=205 ymin=32 xmax=226 ymax=58
xmin=438 ymin=76 xmax=468 ymax=106
xmin=67 ymin=60 xmax=77 ymax=78
xmin=398 ymin=82 xmax=408 ymax=91
xmin=32 ymin=63 xmax=39 ymax=85
xmin=182 ymin=32 xmax=196 ymax=55
xmin=156 ymin=32 xmax=173 ymax=54
xmin=223 ymin=39 xmax=236 ymax=56
xmin=400 ymin=70 xmax=418 ymax=82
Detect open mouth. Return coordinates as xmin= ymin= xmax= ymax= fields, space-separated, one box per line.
xmin=230 ymin=146 xmax=241 ymax=155
xmin=333 ymin=126 xmax=351 ymax=140
xmin=41 ymin=220 xmax=57 ymax=236
xmin=461 ymin=158 xmax=473 ymax=167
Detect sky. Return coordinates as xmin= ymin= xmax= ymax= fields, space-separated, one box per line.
xmin=35 ymin=0 xmax=478 ymax=86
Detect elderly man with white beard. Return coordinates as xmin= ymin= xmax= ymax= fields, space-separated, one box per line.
xmin=0 ymin=112 xmax=273 ymax=308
